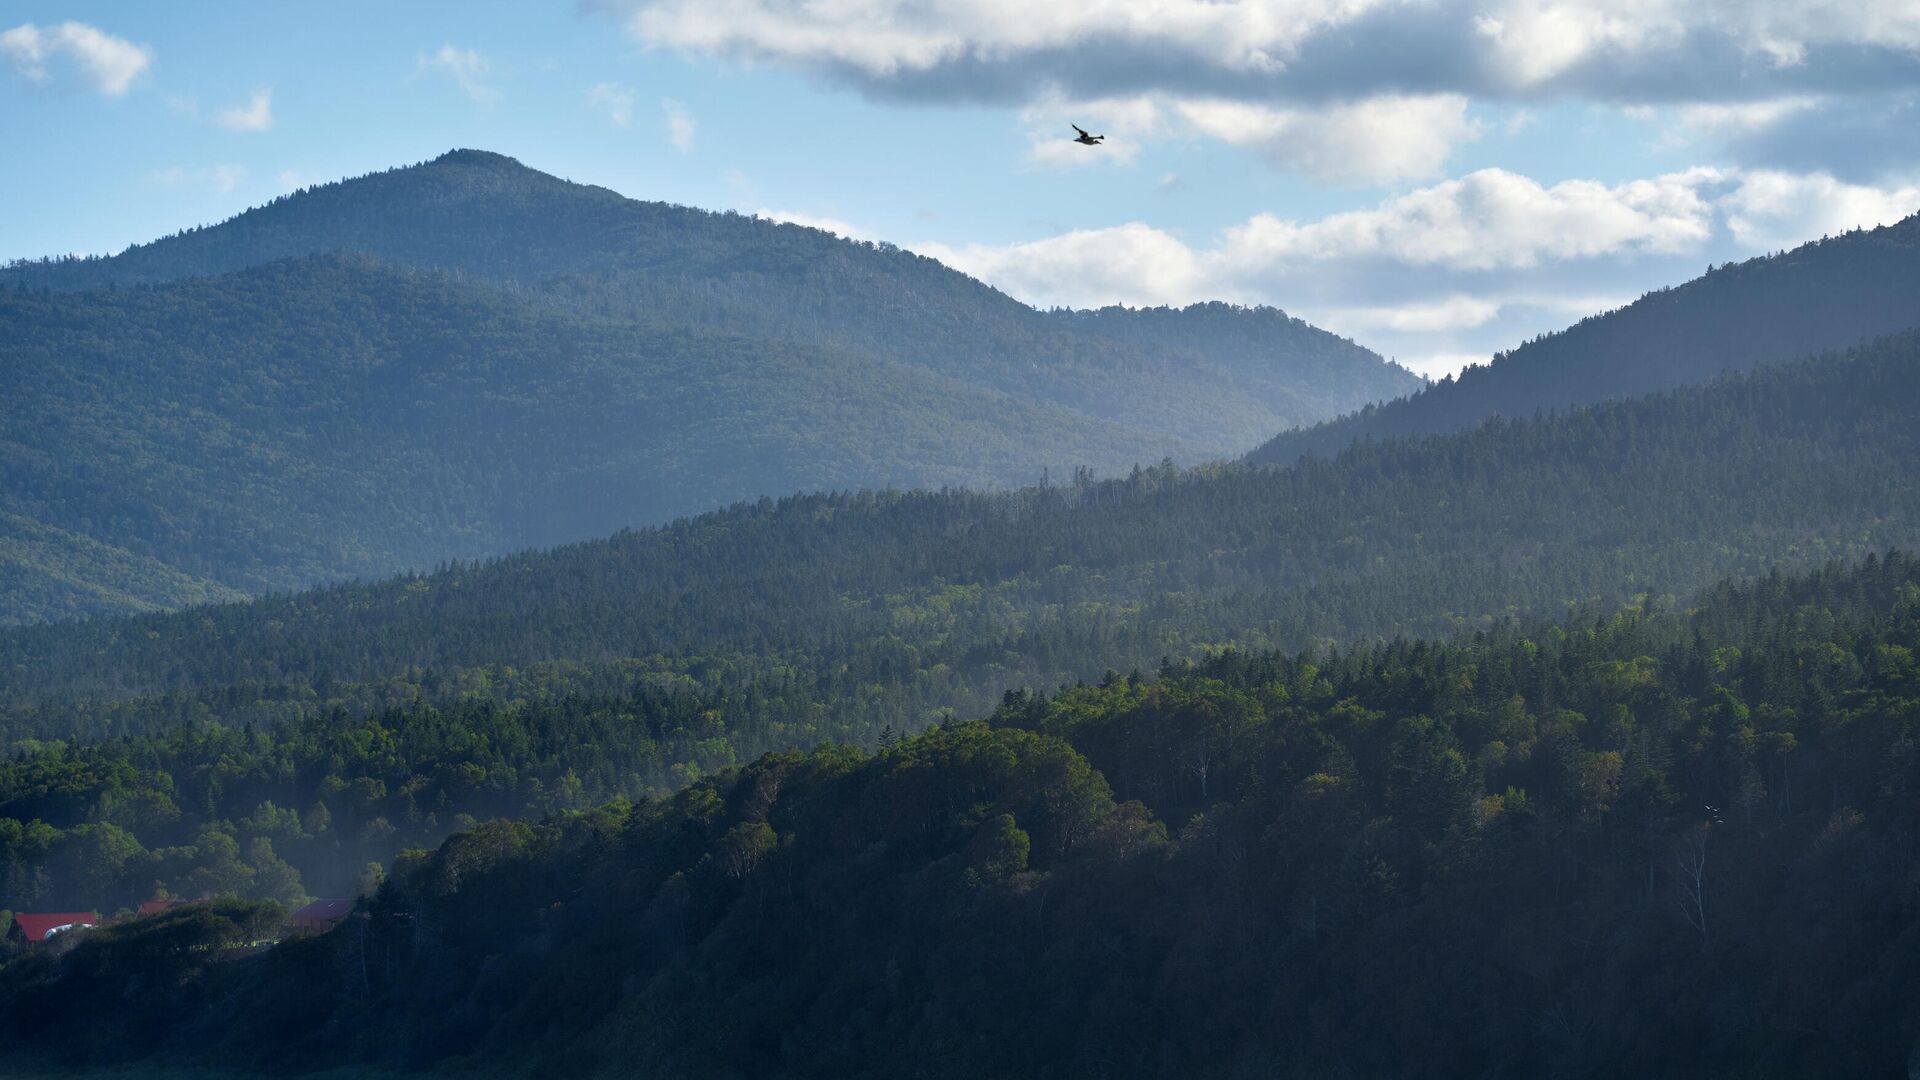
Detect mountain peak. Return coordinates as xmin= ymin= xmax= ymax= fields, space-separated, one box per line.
xmin=427 ymin=148 xmax=531 ymax=171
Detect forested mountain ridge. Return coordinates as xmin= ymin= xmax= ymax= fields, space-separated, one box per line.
xmin=6 ymin=551 xmax=1919 ymax=1078
xmin=1 ymin=252 xmax=1202 ymax=621
xmin=8 ymin=326 xmax=1915 ymax=709
xmin=0 ymin=150 xmax=1417 ymax=625
xmin=3 ymin=148 xmax=1417 ymax=458
xmin=1248 ymin=211 xmax=1920 ymax=464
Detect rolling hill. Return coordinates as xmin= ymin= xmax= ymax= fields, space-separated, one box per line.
xmin=1247 ymin=212 xmax=1920 ymax=465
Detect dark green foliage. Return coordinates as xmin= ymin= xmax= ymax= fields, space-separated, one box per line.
xmin=0 ymin=897 xmax=285 ymax=1069
xmin=7 ymin=554 xmax=1920 ymax=1077
xmin=0 ymin=332 xmax=1913 ymax=914
xmin=0 ymin=150 xmax=1416 ymax=623
xmin=1248 ymin=213 xmax=1920 ymax=464
xmin=7 ymin=329 xmax=1916 ymax=706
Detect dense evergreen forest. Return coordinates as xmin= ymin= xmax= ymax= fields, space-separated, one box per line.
xmin=1 ymin=253 xmax=1191 ymax=619
xmin=0 ymin=331 xmax=1913 ymax=907
xmin=5 ymin=551 xmax=1918 ymax=1077
xmin=1247 ymin=211 xmax=1920 ymax=465
xmin=0 ymin=150 xmax=1418 ymax=624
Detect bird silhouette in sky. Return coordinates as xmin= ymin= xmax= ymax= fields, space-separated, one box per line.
xmin=1072 ymin=124 xmax=1105 ymax=146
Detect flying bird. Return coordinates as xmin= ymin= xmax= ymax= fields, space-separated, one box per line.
xmin=1072 ymin=124 xmax=1105 ymax=146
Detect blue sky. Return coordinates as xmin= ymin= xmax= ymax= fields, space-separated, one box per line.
xmin=6 ymin=1 xmax=1920 ymax=376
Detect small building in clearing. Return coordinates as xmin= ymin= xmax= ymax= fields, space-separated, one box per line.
xmin=289 ymin=898 xmax=353 ymax=933
xmin=12 ymin=911 xmax=101 ymax=944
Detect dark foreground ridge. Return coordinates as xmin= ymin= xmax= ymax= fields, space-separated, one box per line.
xmin=3 ymin=553 xmax=1918 ymax=1078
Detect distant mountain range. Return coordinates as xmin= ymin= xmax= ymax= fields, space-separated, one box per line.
xmin=0 ymin=149 xmax=1419 ymax=625
xmin=1248 ymin=212 xmax=1920 ymax=464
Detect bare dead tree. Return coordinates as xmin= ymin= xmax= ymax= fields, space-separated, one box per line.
xmin=1185 ymin=730 xmax=1216 ymax=803
xmin=1671 ymin=823 xmax=1711 ymax=950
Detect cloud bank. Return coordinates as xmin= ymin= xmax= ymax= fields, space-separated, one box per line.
xmin=618 ymin=0 xmax=1920 ymax=105
xmin=913 ymin=164 xmax=1920 ymax=370
xmin=614 ymin=0 xmax=1920 ymax=181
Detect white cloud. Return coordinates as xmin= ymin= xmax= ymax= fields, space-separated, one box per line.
xmin=1327 ymin=295 xmax=1506 ymax=334
xmin=1218 ymin=167 xmax=1723 ymax=274
xmin=917 ymin=167 xmax=1735 ymax=312
xmin=757 ymin=209 xmax=873 ymax=240
xmin=1721 ymin=170 xmax=1920 ymax=249
xmin=1 ymin=21 xmax=151 ymax=96
xmin=1668 ymin=97 xmax=1823 ymax=139
xmin=662 ymin=98 xmax=696 ymax=151
xmin=606 ymin=1 xmax=1920 ymax=183
xmin=626 ymin=0 xmax=1346 ymax=80
xmin=214 ymin=89 xmax=274 ymax=133
xmin=588 ymin=81 xmax=635 ymax=126
xmin=1017 ymin=91 xmax=1479 ymax=183
xmin=418 ymin=45 xmax=500 ymax=104
xmin=1471 ymin=1 xmax=1684 ymax=90
xmin=913 ymin=165 xmax=1918 ymax=313
xmin=920 ymin=223 xmax=1211 ymax=309
xmin=1176 ymin=94 xmax=1479 ymax=185
xmin=895 ymin=164 xmax=1918 ymax=377
xmin=144 ymin=165 xmax=249 ymax=193
xmin=1399 ymin=352 xmax=1486 ymax=380
xmin=615 ymin=0 xmax=1920 ymax=104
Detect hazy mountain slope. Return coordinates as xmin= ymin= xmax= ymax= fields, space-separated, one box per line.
xmin=0 ymin=253 xmax=1208 ymax=624
xmin=1247 ymin=213 xmax=1920 ymax=464
xmin=5 ymin=328 xmax=1915 ymax=724
xmin=3 ymin=149 xmax=1420 ymax=453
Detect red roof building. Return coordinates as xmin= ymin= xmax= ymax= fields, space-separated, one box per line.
xmin=289 ymin=898 xmax=353 ymax=932
xmin=12 ymin=911 xmax=100 ymax=943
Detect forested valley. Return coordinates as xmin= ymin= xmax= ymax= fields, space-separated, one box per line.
xmin=5 ymin=551 xmax=1918 ymax=1077
xmin=0 ymin=328 xmax=1913 ymax=925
